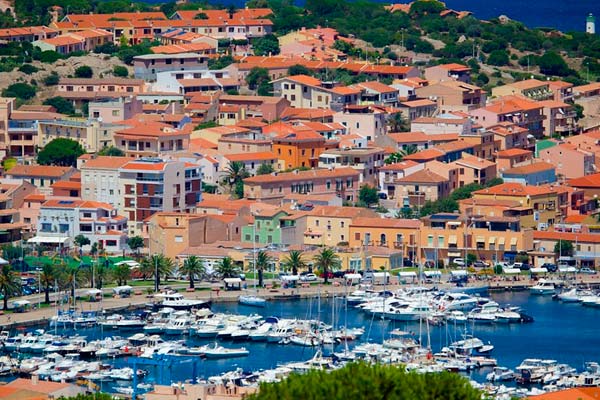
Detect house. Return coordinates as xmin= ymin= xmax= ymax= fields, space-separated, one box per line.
xmin=146 ymin=212 xmax=245 ymax=259
xmin=177 ymin=77 xmax=240 ymax=95
xmin=424 ymin=63 xmax=471 ymax=83
xmin=88 ymin=97 xmax=143 ymax=124
xmin=415 ymin=80 xmax=486 ymax=112
xmin=548 ymin=80 xmax=575 ymax=102
xmin=318 ymin=146 xmax=386 ymax=184
xmin=224 ymin=152 xmax=279 ymax=176
xmin=333 ymin=105 xmax=388 ymax=140
xmin=353 ymin=81 xmax=399 ymax=106
xmin=241 ymin=208 xmax=291 ymax=246
xmin=217 ymin=94 xmax=290 ymax=122
xmin=495 ymin=148 xmax=534 ymax=170
xmin=538 ymin=143 xmax=595 ymax=179
xmin=378 ymin=160 xmax=424 ymax=197
xmin=133 ymin=53 xmax=210 ymax=81
xmin=243 ymin=168 xmax=361 ymax=203
xmin=55 ymin=78 xmax=146 ymax=110
xmin=113 ymin=121 xmax=189 ymax=157
xmin=492 ymin=79 xmax=554 ymax=101
xmin=281 ymin=107 xmax=335 ymax=122
xmin=384 ymin=132 xmax=459 ymax=152
xmin=470 ymin=95 xmax=545 ymax=138
xmin=80 ymin=155 xmax=131 ymax=207
xmin=1 ymin=377 xmax=86 ymax=399
xmin=573 ymin=82 xmax=600 ymax=98
xmin=526 ymin=387 xmax=600 ymax=400
xmin=6 ymin=165 xmax=76 ymax=195
xmin=501 ymin=161 xmax=557 ymax=186
xmin=568 ymin=173 xmax=600 ymax=199
xmin=31 ymin=199 xmax=128 ymax=252
xmin=38 ymin=118 xmax=123 ymax=153
xmin=450 ymin=153 xmax=497 ymax=187
xmin=118 ymin=158 xmax=202 ymax=234
xmin=3 ymin=104 xmax=65 ymax=157
xmin=410 ymin=114 xmax=472 ymax=136
xmin=271 ymin=128 xmax=327 ymax=169
xmin=538 ymin=100 xmax=578 ymax=136
xmin=533 ymin=231 xmax=600 ymax=270
xmin=0 ymin=179 xmax=36 ymax=244
xmin=394 ymin=169 xmax=450 ymax=209
xmin=303 ymin=206 xmax=377 ymax=247
xmin=397 ymin=99 xmax=437 ymax=122
xmin=349 ymin=217 xmax=421 ymax=258
xmin=271 ymin=75 xmax=361 ymax=112
xmin=0 ymin=26 xmax=59 ymax=42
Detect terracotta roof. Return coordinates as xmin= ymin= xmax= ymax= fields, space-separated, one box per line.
xmin=120 ymin=161 xmax=168 ymax=171
xmin=396 ymin=169 xmax=447 ymax=184
xmin=355 ymin=81 xmax=398 ymax=93
xmin=533 ymin=231 xmax=600 ymax=245
xmin=306 ymin=205 xmax=377 ymax=219
xmin=244 ymin=167 xmax=359 ymax=184
xmin=225 ymin=152 xmax=277 ymax=162
xmin=509 ymin=79 xmax=548 ymax=90
xmin=50 ymin=181 xmax=81 ymax=190
xmin=452 ymin=154 xmax=495 ymax=169
xmin=281 ymin=74 xmax=322 ymax=87
xmin=400 ymin=99 xmax=437 ymax=108
xmin=81 ymin=156 xmax=131 ymax=169
xmin=474 ymin=182 xmax=558 ymax=197
xmin=435 ymin=63 xmax=471 ymax=72
xmin=350 ymin=217 xmax=420 ymax=229
xmin=496 ymin=148 xmax=533 ymax=157
xmin=7 ymin=165 xmax=73 ymax=178
xmin=502 ymin=161 xmax=555 ymax=175
xmin=274 ymin=130 xmax=325 ymax=142
xmin=484 ymin=95 xmax=543 ymax=113
xmin=568 ymin=173 xmax=600 ymax=188
xmin=403 ymin=148 xmax=445 ymax=161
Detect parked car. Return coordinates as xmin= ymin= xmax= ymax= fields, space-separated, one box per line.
xmin=238 ymin=273 xmax=246 ymax=281
xmin=514 ymin=262 xmax=531 ymax=271
xmin=579 ymin=267 xmax=596 ymax=274
xmin=541 ymin=263 xmax=558 ymax=273
xmin=423 ymin=260 xmax=436 ymax=268
xmin=319 ymin=271 xmax=334 ymax=279
xmin=332 ymin=270 xmax=347 ymax=278
xmin=473 ymin=260 xmax=490 ymax=268
xmin=453 ymin=258 xmax=466 ymax=267
xmin=402 ymin=258 xmax=414 ymax=267
xmin=300 ymin=273 xmax=317 ymax=282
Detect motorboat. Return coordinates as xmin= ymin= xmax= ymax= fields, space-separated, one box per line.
xmin=467 ymin=307 xmax=496 ymax=324
xmin=249 ymin=318 xmax=278 ymax=341
xmin=384 ymin=303 xmax=432 ymax=321
xmin=529 ymin=279 xmax=556 ymax=295
xmin=486 ymin=366 xmax=516 ymax=382
xmin=436 ymin=293 xmax=479 ymax=311
xmin=450 ymin=335 xmax=494 ymax=355
xmin=239 ymin=295 xmax=267 ymax=307
xmin=446 ymin=310 xmax=468 ymax=324
xmin=155 ymin=291 xmax=210 ymax=310
xmin=165 ymin=318 xmax=192 ymax=335
xmin=203 ymin=344 xmax=249 ymax=359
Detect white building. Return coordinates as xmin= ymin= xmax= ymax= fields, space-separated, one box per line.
xmin=80 ymin=156 xmax=131 ymax=207
xmin=152 ymin=68 xmax=233 ymax=93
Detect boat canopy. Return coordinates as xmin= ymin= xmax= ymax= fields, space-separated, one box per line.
xmin=86 ymin=289 xmax=102 ymax=295
xmin=398 ymin=271 xmax=417 ymax=278
xmin=450 ymin=270 xmax=468 ymax=276
xmin=344 ymin=273 xmax=362 ymax=280
xmin=224 ymin=278 xmax=242 ymax=284
xmin=423 ymin=270 xmax=442 ymax=277
xmin=113 ymin=285 xmax=133 ymax=294
xmin=503 ymin=268 xmax=521 ymax=274
xmin=530 ymin=268 xmax=548 ymax=274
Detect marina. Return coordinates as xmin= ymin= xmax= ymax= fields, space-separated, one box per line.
xmin=1 ymin=286 xmax=600 ymax=398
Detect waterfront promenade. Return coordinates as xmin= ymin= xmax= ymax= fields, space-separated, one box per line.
xmin=2 ymin=274 xmax=600 ymax=330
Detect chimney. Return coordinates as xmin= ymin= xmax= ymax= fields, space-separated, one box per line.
xmin=31 ymin=375 xmax=39 ymax=385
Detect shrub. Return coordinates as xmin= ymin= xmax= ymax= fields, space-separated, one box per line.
xmin=18 ymin=64 xmax=39 ymax=74
xmin=2 ymin=83 xmax=37 ymax=100
xmin=74 ymin=66 xmax=93 ymax=78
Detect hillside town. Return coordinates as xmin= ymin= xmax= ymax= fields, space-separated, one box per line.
xmin=0 ymin=0 xmax=600 ymax=399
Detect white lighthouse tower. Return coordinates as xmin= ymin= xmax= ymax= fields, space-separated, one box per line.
xmin=587 ymin=13 xmax=596 ymax=34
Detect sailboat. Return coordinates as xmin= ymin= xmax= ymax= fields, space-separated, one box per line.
xmin=239 ymin=222 xmax=267 ymax=307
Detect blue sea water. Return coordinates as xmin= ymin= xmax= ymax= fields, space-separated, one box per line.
xmin=140 ymin=0 xmax=600 ymax=32
xmin=24 ymin=290 xmax=600 ymax=391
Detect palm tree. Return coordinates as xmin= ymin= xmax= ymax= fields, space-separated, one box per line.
xmin=254 ymin=250 xmax=273 ymax=288
xmin=224 ymin=161 xmax=249 ymax=192
xmin=141 ymin=255 xmax=174 ymax=291
xmin=313 ymin=247 xmax=341 ymax=285
xmin=62 ymin=265 xmax=81 ymax=306
xmin=281 ymin=250 xmax=306 ymax=276
xmin=113 ymin=263 xmax=131 ymax=286
xmin=384 ymin=145 xmax=418 ymax=164
xmin=179 ymin=256 xmax=205 ymax=289
xmin=0 ymin=264 xmax=20 ymax=310
xmin=39 ymin=263 xmax=56 ymax=304
xmin=216 ymin=256 xmax=239 ymax=279
xmin=387 ymin=111 xmax=408 ymax=132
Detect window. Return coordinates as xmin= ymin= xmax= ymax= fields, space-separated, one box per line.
xmin=112 ymin=110 xmax=119 ymax=117
xmin=355 ymin=232 xmax=361 ymax=240
xmin=175 ymin=236 xmax=183 ymax=243
xmin=380 ymin=233 xmax=386 ymax=245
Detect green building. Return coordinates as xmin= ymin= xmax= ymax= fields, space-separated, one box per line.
xmin=242 ymin=209 xmax=290 ymax=245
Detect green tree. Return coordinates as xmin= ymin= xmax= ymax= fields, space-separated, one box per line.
xmin=179 ymin=256 xmax=205 ymax=289
xmin=409 ymin=0 xmax=446 ymax=18
xmin=194 ymin=12 xmax=208 ymax=19
xmin=43 ymin=72 xmax=60 ymax=86
xmin=385 ymin=145 xmax=418 ymax=164
xmin=224 ymin=161 xmax=249 ymax=193
xmin=112 ymin=65 xmax=128 ymax=77
xmin=288 ymin=64 xmax=312 ymax=76
xmin=387 ymin=112 xmax=408 ymax=132
xmin=18 ymin=64 xmax=39 ymax=74
xmin=246 ymin=67 xmax=271 ymax=93
xmin=43 ymin=96 xmax=74 ymax=115
xmin=554 ymin=240 xmax=574 ymax=258
xmin=39 ymin=263 xmax=56 ymax=304
xmin=97 ymin=146 xmax=125 ymax=156
xmin=208 ymin=55 xmax=234 ymax=70
xmin=254 ymin=250 xmax=273 ymax=288
xmin=466 ymin=253 xmax=477 ymax=266
xmin=256 ymin=163 xmax=274 ymax=175
xmin=112 ymin=263 xmax=131 ymax=286
xmin=37 ymin=138 xmax=85 ymax=166
xmin=127 ymin=236 xmax=144 ymax=256
xmin=141 ymin=254 xmax=174 ymax=291
xmin=216 ymin=256 xmax=239 ymax=278
xmin=74 ymin=65 xmax=93 ymax=78
xmin=538 ymin=51 xmax=571 ymax=76
xmin=234 ymin=179 xmax=245 ymax=199
xmin=253 ymin=34 xmax=280 ymax=56
xmin=313 ymin=247 xmax=341 ymax=284
xmin=359 ymin=185 xmax=379 ymax=207
xmin=2 ymin=83 xmax=36 ymax=100
xmin=281 ymin=250 xmax=306 ymax=276
xmin=0 ymin=264 xmax=20 ymax=310
xmin=74 ymin=234 xmax=90 ymax=250
xmin=39 ymin=50 xmax=62 ymax=63
xmin=487 ymin=49 xmax=509 ymax=66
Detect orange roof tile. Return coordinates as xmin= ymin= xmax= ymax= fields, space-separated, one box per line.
xmin=503 ymin=161 xmax=555 ymax=175
xmin=81 ymin=156 xmax=131 ymax=169
xmin=225 ymin=152 xmax=278 ymax=162
xmin=7 ymin=165 xmax=73 ymax=178
xmin=282 ymin=74 xmax=322 ymax=87
xmin=351 ymin=217 xmax=420 ymax=228
xmin=244 ymin=167 xmax=359 ymax=184
xmin=496 ymin=148 xmax=533 ymax=157
xmin=396 ymin=169 xmax=447 ymax=184
xmin=568 ymin=173 xmax=600 ymax=188
xmin=403 ymin=148 xmax=445 ymax=161
xmin=474 ymin=182 xmax=558 ymax=197
xmin=379 ymin=160 xmax=420 ymax=171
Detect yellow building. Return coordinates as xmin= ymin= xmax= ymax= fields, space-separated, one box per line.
xmin=304 ymin=206 xmax=377 ymax=247
xmin=348 ymin=217 xmax=421 ymax=261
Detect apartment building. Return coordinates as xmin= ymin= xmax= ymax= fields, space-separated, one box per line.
xmin=492 ymin=79 xmax=553 ymax=101
xmin=271 ymin=129 xmax=326 ymax=169
xmin=318 ymin=146 xmax=386 ymax=185
xmin=303 ymin=206 xmax=377 ymax=247
xmin=113 ymin=122 xmax=189 ymax=158
xmin=118 ymin=158 xmax=202 ymax=234
xmin=133 ymin=53 xmax=210 ymax=81
xmin=424 ymin=63 xmax=471 ymax=83
xmin=470 ymin=95 xmax=546 ymax=138
xmin=416 ymin=80 xmax=486 ymax=113
xmin=80 ymin=156 xmax=131 ymax=207
xmin=0 ymin=179 xmax=36 ymax=244
xmin=333 ymin=105 xmax=387 ymax=140
xmin=6 ymin=165 xmax=76 ymax=195
xmin=88 ymin=97 xmax=143 ymax=124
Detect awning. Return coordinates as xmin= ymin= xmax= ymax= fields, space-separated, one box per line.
xmin=114 ymin=260 xmax=141 ymax=268
xmin=113 ymin=285 xmax=133 ymax=293
xmin=476 ymin=236 xmax=485 ymax=243
xmin=530 ymin=267 xmax=548 ymax=274
xmin=448 ymin=221 xmax=462 ymax=226
xmin=12 ymin=300 xmax=30 ymax=307
xmin=510 ymin=237 xmax=518 ymax=246
xmin=448 ymin=251 xmax=461 ymax=257
xmin=28 ymin=236 xmax=70 ymax=244
xmin=559 ymin=267 xmax=577 ymax=273
xmin=448 ymin=235 xmax=457 ymax=245
xmin=488 ymin=237 xmax=496 ymax=244
xmin=399 ymin=271 xmax=417 ymax=278
xmin=0 ymin=257 xmax=8 ymax=265
xmin=344 ymin=273 xmax=362 ymax=280
xmin=87 ymin=289 xmax=102 ymax=295
xmin=281 ymin=275 xmax=300 ymax=281
xmin=498 ymin=237 xmax=506 ymax=245
xmin=424 ymin=270 xmax=442 ymax=277
xmin=503 ymin=268 xmax=521 ymax=274
xmin=224 ymin=278 xmax=242 ymax=284
xmin=450 ymin=270 xmax=468 ymax=276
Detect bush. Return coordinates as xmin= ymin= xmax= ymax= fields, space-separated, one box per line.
xmin=37 ymin=138 xmax=85 ymax=167
xmin=39 ymin=50 xmax=62 ymax=63
xmin=43 ymin=72 xmax=60 ymax=86
xmin=43 ymin=97 xmax=75 ymax=115
xmin=74 ymin=66 xmax=93 ymax=78
xmin=112 ymin=65 xmax=128 ymax=77
xmin=487 ymin=49 xmax=510 ymax=66
xmin=18 ymin=64 xmax=39 ymax=75
xmin=2 ymin=83 xmax=37 ymax=100
xmin=538 ymin=51 xmax=571 ymax=76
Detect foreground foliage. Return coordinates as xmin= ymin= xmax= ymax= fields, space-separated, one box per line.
xmin=249 ymin=362 xmax=481 ymax=400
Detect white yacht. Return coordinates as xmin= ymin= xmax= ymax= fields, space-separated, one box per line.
xmin=203 ymin=344 xmax=249 ymax=359
xmin=529 ymin=279 xmax=556 ymax=295
xmin=155 ymin=291 xmax=210 ymax=310
xmin=486 ymin=366 xmax=515 ymax=382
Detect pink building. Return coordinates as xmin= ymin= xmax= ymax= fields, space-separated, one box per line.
xmin=88 ymin=97 xmax=143 ymax=123
xmin=469 ymin=95 xmax=545 ymax=137
xmin=538 ymin=143 xmax=595 ymax=179
xmin=495 ymin=148 xmax=533 ymax=171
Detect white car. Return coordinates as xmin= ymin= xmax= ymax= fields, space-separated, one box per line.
xmin=453 ymin=258 xmax=466 ymax=267
xmin=300 ymin=273 xmax=317 ymax=282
